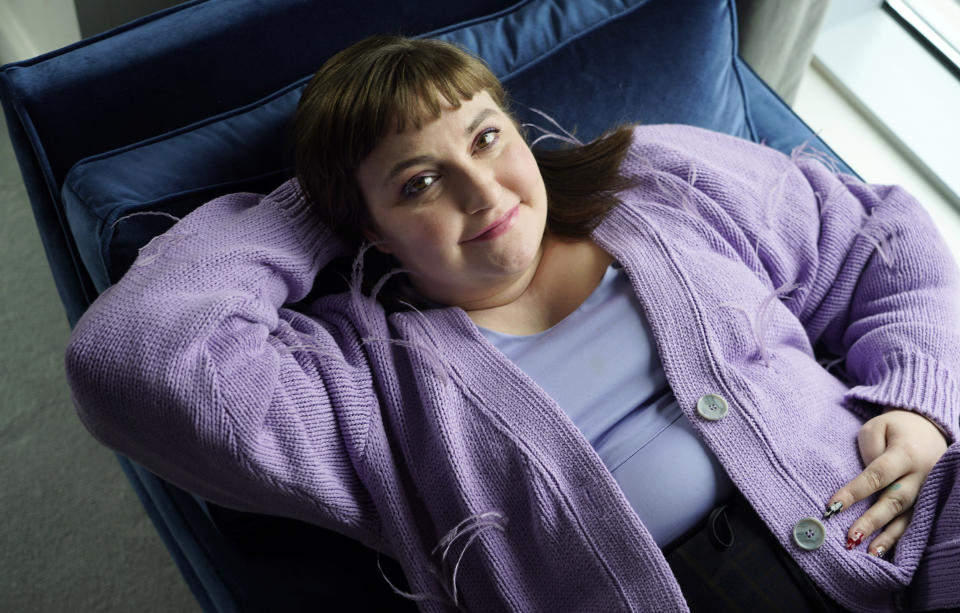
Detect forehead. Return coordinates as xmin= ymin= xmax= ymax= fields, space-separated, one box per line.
xmin=361 ymin=91 xmax=502 ymax=174
xmin=391 ymin=90 xmax=497 ymax=141
xmin=387 ymin=82 xmax=494 ymax=131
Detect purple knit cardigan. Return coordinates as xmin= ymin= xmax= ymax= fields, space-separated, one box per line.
xmin=65 ymin=125 xmax=960 ymax=612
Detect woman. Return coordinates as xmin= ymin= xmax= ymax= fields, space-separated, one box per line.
xmin=65 ymin=36 xmax=959 ymax=611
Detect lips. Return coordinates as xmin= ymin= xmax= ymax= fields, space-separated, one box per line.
xmin=462 ymin=205 xmax=520 ymax=243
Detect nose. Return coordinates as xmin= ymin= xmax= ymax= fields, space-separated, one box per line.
xmin=459 ymin=165 xmax=502 ymax=215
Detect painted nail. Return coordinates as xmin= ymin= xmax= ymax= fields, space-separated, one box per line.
xmin=823 ymin=501 xmax=843 ymax=519
xmin=871 ymin=545 xmax=886 ymax=558
xmin=845 ymin=530 xmax=864 ymax=550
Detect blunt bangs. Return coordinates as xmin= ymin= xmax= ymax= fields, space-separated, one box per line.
xmin=383 ymin=48 xmax=505 ymax=134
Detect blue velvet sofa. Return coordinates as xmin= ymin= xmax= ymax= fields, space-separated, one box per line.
xmin=0 ymin=0 xmax=854 ymax=610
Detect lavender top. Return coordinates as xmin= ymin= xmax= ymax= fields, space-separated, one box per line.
xmin=65 ymin=125 xmax=960 ymax=612
xmin=479 ymin=262 xmax=734 ymax=546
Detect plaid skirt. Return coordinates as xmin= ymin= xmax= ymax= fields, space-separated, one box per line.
xmin=664 ymin=493 xmax=850 ymax=612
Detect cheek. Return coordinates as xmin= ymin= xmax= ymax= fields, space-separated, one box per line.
xmin=421 ymin=219 xmax=457 ymax=248
xmin=394 ymin=213 xmax=458 ymax=254
xmin=503 ymin=142 xmax=545 ymax=201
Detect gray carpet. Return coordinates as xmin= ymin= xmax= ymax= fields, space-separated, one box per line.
xmin=0 ymin=114 xmax=199 ymax=610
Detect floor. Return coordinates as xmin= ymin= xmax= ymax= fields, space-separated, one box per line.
xmin=0 ymin=104 xmax=199 ymax=612
xmin=1 ymin=60 xmax=957 ymax=612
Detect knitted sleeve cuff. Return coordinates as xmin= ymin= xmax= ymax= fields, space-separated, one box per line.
xmin=843 ymin=351 xmax=960 ymax=444
xmin=262 ymin=178 xmax=348 ymax=264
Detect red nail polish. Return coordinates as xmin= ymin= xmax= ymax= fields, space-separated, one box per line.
xmin=845 ymin=530 xmax=864 ymax=550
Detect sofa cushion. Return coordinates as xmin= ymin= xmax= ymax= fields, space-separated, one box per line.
xmin=62 ymin=0 xmax=753 ymax=292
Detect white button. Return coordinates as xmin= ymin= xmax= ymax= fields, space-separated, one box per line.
xmin=793 ymin=517 xmax=826 ymax=551
xmin=696 ymin=394 xmax=728 ymax=421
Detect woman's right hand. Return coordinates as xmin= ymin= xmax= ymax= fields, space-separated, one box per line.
xmin=824 ymin=408 xmax=948 ymax=557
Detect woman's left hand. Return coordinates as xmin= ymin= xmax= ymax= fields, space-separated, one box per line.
xmin=824 ymin=408 xmax=948 ymax=558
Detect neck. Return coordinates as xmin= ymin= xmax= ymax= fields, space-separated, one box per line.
xmin=410 ymin=238 xmax=549 ymax=313
xmin=464 ymin=236 xmax=614 ymax=334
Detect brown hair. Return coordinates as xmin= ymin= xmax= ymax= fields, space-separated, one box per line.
xmin=293 ymin=36 xmax=508 ymax=248
xmin=291 ymin=35 xmax=635 ymax=308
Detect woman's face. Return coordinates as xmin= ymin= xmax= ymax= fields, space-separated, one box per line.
xmin=356 ymin=90 xmax=548 ymax=309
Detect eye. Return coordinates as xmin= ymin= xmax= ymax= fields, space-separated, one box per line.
xmin=402 ymin=173 xmax=438 ymax=198
xmin=474 ymin=128 xmax=500 ymax=151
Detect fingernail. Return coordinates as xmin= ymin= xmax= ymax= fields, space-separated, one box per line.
xmin=871 ymin=545 xmax=886 ymax=558
xmin=845 ymin=530 xmax=864 ymax=550
xmin=823 ymin=501 xmax=843 ymax=519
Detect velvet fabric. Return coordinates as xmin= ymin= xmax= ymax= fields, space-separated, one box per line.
xmin=61 ymin=0 xmax=766 ymax=296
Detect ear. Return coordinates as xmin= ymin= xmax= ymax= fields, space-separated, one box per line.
xmin=361 ymin=223 xmax=392 ymax=254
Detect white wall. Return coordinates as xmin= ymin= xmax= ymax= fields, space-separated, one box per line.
xmin=73 ymin=0 xmax=187 ymax=38
xmin=0 ymin=0 xmax=82 ymax=64
xmin=0 ymin=0 xmax=188 ymax=65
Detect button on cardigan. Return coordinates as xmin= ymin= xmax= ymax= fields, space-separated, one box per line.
xmin=65 ymin=124 xmax=960 ymax=612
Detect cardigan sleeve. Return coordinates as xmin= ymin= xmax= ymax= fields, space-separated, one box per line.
xmin=624 ymin=125 xmax=960 ymax=443
xmin=64 ymin=179 xmax=383 ymax=545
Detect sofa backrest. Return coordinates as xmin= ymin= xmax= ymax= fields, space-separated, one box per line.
xmin=9 ymin=0 xmax=844 ymax=329
xmin=55 ymin=0 xmax=756 ymax=298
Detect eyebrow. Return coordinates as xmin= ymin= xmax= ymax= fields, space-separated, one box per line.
xmin=383 ymin=108 xmax=499 ymax=186
xmin=465 ymin=108 xmax=497 ymax=136
xmin=383 ymin=155 xmax=435 ymax=186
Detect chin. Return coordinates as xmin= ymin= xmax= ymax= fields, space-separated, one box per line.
xmin=493 ymin=240 xmax=543 ymax=276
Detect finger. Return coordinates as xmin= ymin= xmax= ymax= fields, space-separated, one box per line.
xmin=824 ymin=448 xmax=909 ymax=518
xmin=867 ymin=511 xmax=912 ymax=559
xmin=843 ymin=475 xmax=921 ymax=550
xmin=857 ymin=416 xmax=889 ymax=466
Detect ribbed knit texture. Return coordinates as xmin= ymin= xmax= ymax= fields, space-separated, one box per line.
xmin=65 ymin=125 xmax=960 ymax=612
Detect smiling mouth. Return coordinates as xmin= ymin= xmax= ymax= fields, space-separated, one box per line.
xmin=462 ymin=205 xmax=520 ymax=243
